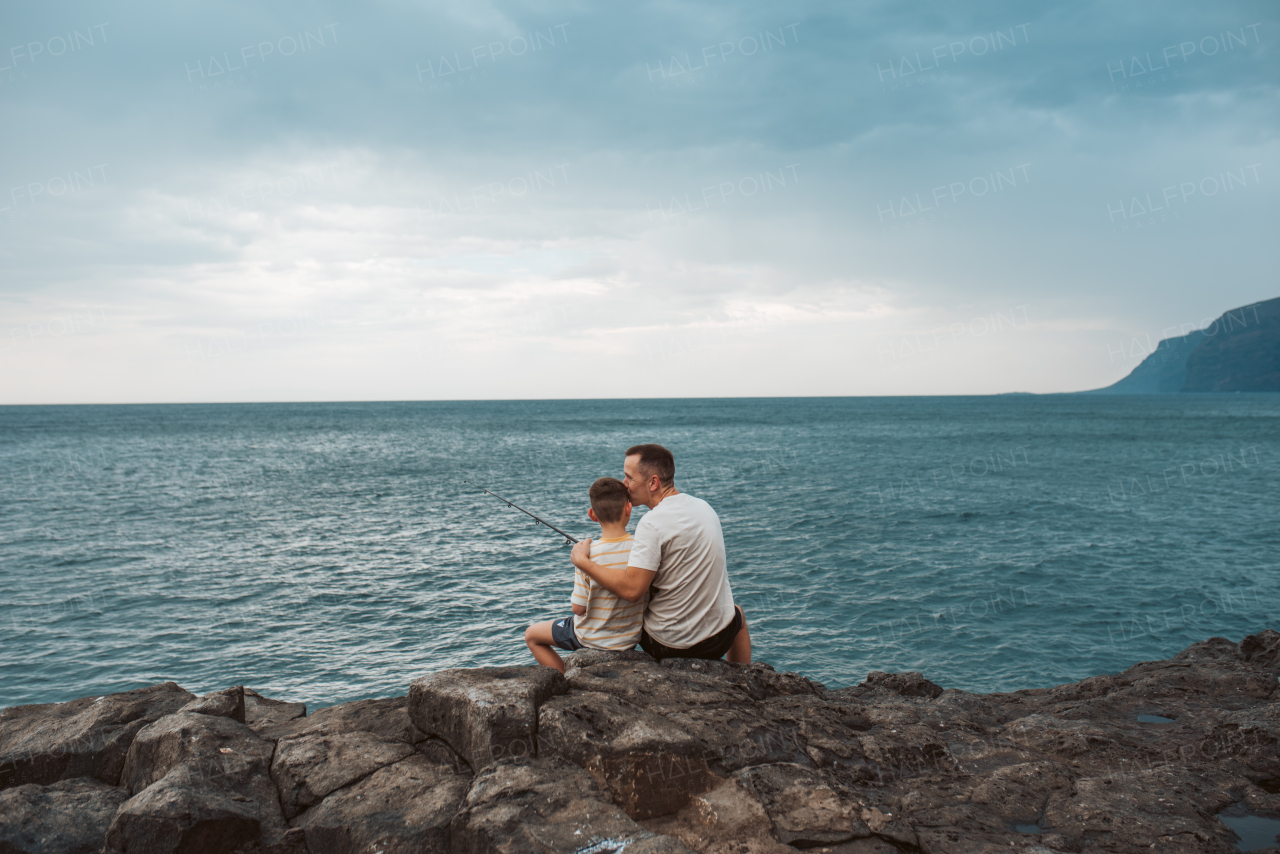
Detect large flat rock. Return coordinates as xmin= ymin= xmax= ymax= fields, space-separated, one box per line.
xmin=0 ymin=682 xmax=194 ymax=790
xmin=271 ymin=731 xmax=414 ymax=819
xmin=118 ymin=711 xmax=287 ymax=846
xmin=0 ymin=776 xmax=129 ymax=854
xmin=735 ymin=762 xmax=865 ymax=847
xmin=566 ymin=658 xmax=821 ymax=710
xmin=408 ymin=666 xmax=567 ymax=770
xmin=640 ymin=777 xmax=795 ymax=854
xmin=104 ymin=763 xmax=266 ymax=854
xmin=243 ymin=688 xmax=306 ymax=735
xmin=120 ymin=710 xmax=274 ymax=795
xmin=448 ymin=756 xmax=695 ymax=854
xmin=256 ymin=696 xmax=428 ymax=745
xmin=290 ymin=753 xmax=470 ymax=854
xmin=1240 ymin=628 xmax=1280 ymax=671
xmin=539 ymin=690 xmax=713 ymax=819
xmin=178 ymin=686 xmax=246 ymax=723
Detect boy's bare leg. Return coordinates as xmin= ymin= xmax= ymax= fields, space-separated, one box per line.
xmin=726 ymin=606 xmax=751 ymax=664
xmin=525 ymin=621 xmax=566 ymax=673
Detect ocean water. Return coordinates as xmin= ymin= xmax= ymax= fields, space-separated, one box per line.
xmin=2 ymin=397 xmax=1276 ymax=711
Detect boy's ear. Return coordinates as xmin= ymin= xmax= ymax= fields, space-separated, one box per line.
xmin=588 ymin=507 xmax=599 ymax=522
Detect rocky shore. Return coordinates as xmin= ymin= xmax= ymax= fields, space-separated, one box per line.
xmin=2 ymin=630 xmax=1278 ymax=854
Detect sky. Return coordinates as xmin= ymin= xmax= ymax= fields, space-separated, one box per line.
xmin=1 ymin=0 xmax=1276 ymax=403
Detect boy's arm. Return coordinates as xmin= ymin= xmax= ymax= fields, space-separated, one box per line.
xmin=570 ymin=539 xmax=655 ymax=603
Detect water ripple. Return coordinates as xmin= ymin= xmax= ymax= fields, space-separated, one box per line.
xmin=2 ymin=397 xmax=1277 ymax=708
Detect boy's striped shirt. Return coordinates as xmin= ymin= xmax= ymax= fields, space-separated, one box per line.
xmin=571 ymin=535 xmax=646 ymax=650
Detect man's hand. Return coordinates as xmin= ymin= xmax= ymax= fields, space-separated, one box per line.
xmin=570 ymin=538 xmax=593 ymax=569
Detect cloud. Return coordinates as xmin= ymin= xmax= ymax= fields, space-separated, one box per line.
xmin=1 ymin=0 xmax=1277 ymax=402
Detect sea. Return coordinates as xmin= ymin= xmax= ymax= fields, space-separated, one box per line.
xmin=2 ymin=396 xmax=1276 ymax=711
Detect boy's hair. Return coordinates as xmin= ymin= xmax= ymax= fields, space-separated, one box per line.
xmin=589 ymin=477 xmax=630 ymax=523
xmin=625 ymin=443 xmax=675 ymax=487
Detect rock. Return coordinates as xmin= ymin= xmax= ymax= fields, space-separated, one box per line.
xmin=1041 ymin=765 xmax=1241 ymax=852
xmin=685 ymin=778 xmax=774 ymax=839
xmin=757 ymin=695 xmax=892 ymax=779
xmin=120 ymin=711 xmax=273 ymax=795
xmin=659 ymin=658 xmax=824 ymax=700
xmin=229 ymin=827 xmax=310 ymax=854
xmin=9 ymin=632 xmax=1280 ymax=854
xmin=0 ymin=682 xmax=194 ymax=790
xmin=661 ymin=693 xmax=882 ymax=783
xmin=661 ymin=704 xmax=816 ymax=774
xmin=1127 ymin=656 xmax=1278 ymax=704
xmin=408 ymin=666 xmax=568 ymax=770
xmin=243 ymin=688 xmax=306 ymax=735
xmin=856 ymin=806 xmax=917 ymax=849
xmin=118 ymin=712 xmax=287 ymax=845
xmin=104 ymin=763 xmax=266 ymax=854
xmin=859 ymin=670 xmax=944 ymax=699
xmin=291 ymin=753 xmax=470 ymax=854
xmin=256 ymin=696 xmax=429 ymax=746
xmin=567 ymin=657 xmax=820 ymax=708
xmin=270 ymin=731 xmax=413 ymax=819
xmin=561 ymin=657 xmax=838 ymax=783
xmin=539 ymin=690 xmax=713 ymax=819
xmin=563 ymin=648 xmax=654 ymax=672
xmin=805 ymin=840 xmax=905 ymax=854
xmin=735 ymin=762 xmax=864 ymax=847
xmin=179 ymin=686 xmax=246 ymax=723
xmin=968 ymin=760 xmax=1073 ymax=821
xmin=448 ymin=756 xmax=695 ymax=854
xmin=1241 ymin=629 xmax=1280 ymax=671
xmin=0 ymin=776 xmax=129 ymax=854
xmin=641 ymin=777 xmax=795 ymax=854
xmin=1000 ymin=713 xmax=1124 ymax=761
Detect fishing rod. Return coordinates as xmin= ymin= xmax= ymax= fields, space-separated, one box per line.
xmin=462 ymin=481 xmax=579 ymax=545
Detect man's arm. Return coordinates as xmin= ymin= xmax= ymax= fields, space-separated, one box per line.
xmin=570 ymin=539 xmax=655 ymax=603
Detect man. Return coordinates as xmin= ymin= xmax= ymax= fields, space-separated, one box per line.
xmin=570 ymin=443 xmax=750 ymax=663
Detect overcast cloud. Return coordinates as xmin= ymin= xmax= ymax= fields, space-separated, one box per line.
xmin=1 ymin=0 xmax=1276 ymax=402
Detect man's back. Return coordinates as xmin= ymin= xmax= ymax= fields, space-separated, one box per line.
xmin=628 ymin=493 xmax=735 ymax=648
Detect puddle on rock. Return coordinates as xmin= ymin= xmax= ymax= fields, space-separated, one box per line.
xmin=1014 ymin=823 xmax=1044 ymax=835
xmin=1136 ymin=714 xmax=1176 ymax=723
xmin=1218 ymin=803 xmax=1280 ymax=851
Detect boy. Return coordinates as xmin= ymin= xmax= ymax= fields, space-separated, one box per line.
xmin=524 ymin=477 xmax=647 ymax=673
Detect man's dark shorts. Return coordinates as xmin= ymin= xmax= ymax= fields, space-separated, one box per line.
xmin=640 ymin=606 xmax=743 ymax=663
xmin=550 ymin=615 xmax=585 ymax=652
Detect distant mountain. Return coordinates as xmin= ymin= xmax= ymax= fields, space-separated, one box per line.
xmin=1085 ymin=297 xmax=1280 ymax=393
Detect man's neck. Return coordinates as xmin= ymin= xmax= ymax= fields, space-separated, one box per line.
xmin=597 ymin=521 xmax=630 ymax=539
xmin=647 ymin=484 xmax=680 ymax=510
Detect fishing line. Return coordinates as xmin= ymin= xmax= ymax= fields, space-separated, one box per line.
xmin=462 ymin=481 xmax=579 ymax=545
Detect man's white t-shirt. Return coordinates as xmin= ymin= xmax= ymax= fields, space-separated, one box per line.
xmin=627 ymin=492 xmax=735 ymax=649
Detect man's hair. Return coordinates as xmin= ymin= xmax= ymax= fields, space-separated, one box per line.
xmin=625 ymin=444 xmax=675 ymax=487
xmin=589 ymin=477 xmax=630 ymax=523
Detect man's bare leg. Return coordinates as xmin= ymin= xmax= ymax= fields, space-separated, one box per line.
xmin=524 ymin=621 xmax=566 ymax=673
xmin=726 ymin=606 xmax=751 ymax=664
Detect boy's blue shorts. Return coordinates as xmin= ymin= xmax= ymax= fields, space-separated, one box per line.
xmin=551 ymin=614 xmax=584 ymax=651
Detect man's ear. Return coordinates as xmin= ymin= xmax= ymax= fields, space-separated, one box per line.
xmin=588 ymin=507 xmax=599 ymax=522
